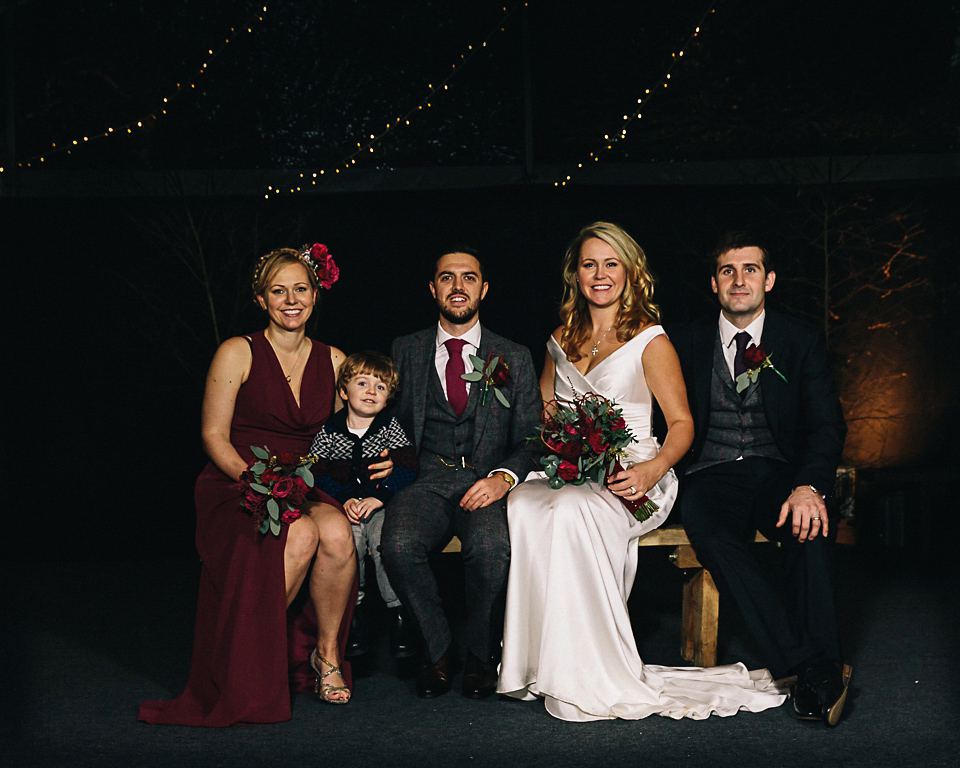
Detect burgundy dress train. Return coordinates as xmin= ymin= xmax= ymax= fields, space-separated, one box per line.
xmin=139 ymin=331 xmax=354 ymax=726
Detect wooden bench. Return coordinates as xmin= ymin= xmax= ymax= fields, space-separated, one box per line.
xmin=442 ymin=524 xmax=769 ymax=667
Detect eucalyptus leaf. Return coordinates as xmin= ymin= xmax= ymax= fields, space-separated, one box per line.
xmin=467 ymin=354 xmax=485 ymax=368
xmin=250 ymin=482 xmax=270 ymax=494
xmin=251 ymin=445 xmax=270 ymax=460
xmin=251 ymin=461 xmax=266 ymax=475
xmin=462 ymin=371 xmax=484 ymax=382
xmin=300 ymin=467 xmax=315 ymax=487
xmin=267 ymin=498 xmax=280 ymax=520
xmin=549 ymin=476 xmax=564 ymax=490
xmin=484 ymin=356 xmax=500 ymax=374
xmin=269 ymin=518 xmax=281 ymax=536
xmin=259 ymin=519 xmax=270 ymax=535
xmin=494 ymin=388 xmax=511 ymax=408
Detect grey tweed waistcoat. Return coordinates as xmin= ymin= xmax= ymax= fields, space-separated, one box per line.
xmin=419 ymin=370 xmax=477 ymax=462
xmin=687 ymin=334 xmax=785 ymax=474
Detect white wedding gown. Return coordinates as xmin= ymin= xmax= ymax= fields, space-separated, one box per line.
xmin=498 ymin=326 xmax=787 ymax=721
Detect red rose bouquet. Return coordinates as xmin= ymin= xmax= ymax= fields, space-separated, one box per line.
xmin=533 ymin=392 xmax=659 ymax=522
xmin=237 ymin=446 xmax=316 ymax=537
xmin=735 ymin=341 xmax=788 ymax=393
xmin=462 ymin=351 xmax=511 ymax=407
xmin=300 ymin=242 xmax=340 ymax=290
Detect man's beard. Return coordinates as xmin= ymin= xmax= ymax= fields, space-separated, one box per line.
xmin=438 ymin=298 xmax=480 ymax=327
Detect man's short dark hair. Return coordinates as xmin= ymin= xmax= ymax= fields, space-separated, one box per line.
xmin=710 ymin=231 xmax=773 ymax=273
xmin=433 ymin=246 xmax=485 ymax=282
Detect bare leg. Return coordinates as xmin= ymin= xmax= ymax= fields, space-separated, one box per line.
xmin=308 ymin=502 xmax=357 ymax=701
xmin=284 ymin=513 xmax=320 ymax=607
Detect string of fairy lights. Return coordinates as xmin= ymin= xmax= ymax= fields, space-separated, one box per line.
xmin=1 ymin=5 xmax=269 ymax=174
xmin=265 ymin=2 xmax=527 ymax=198
xmin=554 ymin=3 xmax=717 ymax=187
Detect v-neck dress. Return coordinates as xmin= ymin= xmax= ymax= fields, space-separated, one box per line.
xmin=139 ymin=330 xmax=352 ymax=726
xmin=498 ymin=325 xmax=786 ymax=721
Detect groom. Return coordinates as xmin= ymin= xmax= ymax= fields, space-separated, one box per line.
xmin=381 ymin=248 xmax=541 ymax=699
xmin=670 ymin=231 xmax=851 ymax=725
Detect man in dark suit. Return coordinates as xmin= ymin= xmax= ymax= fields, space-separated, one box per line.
xmin=671 ymin=232 xmax=851 ymax=725
xmin=381 ymin=248 xmax=542 ymax=700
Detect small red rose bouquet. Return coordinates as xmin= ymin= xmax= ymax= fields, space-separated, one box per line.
xmin=532 ymin=392 xmax=659 ymax=521
xmin=735 ymin=342 xmax=788 ymax=393
xmin=237 ymin=446 xmax=316 ymax=537
xmin=462 ymin=351 xmax=511 ymax=407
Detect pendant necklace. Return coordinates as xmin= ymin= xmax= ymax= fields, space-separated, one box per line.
xmin=272 ymin=339 xmax=307 ymax=382
xmin=591 ymin=327 xmax=614 ymax=357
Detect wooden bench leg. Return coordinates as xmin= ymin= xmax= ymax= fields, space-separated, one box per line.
xmin=678 ymin=549 xmax=719 ymax=667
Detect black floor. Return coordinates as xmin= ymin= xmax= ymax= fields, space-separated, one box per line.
xmin=4 ymin=545 xmax=958 ymax=768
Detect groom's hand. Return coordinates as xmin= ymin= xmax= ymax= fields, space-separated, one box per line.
xmin=777 ymin=486 xmax=828 ymax=542
xmin=368 ymin=450 xmax=394 ymax=481
xmin=460 ymin=476 xmax=511 ymax=512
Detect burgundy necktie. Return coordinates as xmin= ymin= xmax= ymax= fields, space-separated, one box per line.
xmin=733 ymin=331 xmax=750 ymax=379
xmin=444 ymin=338 xmax=468 ymax=415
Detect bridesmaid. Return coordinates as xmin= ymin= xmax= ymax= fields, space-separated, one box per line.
xmin=139 ymin=245 xmax=390 ymax=725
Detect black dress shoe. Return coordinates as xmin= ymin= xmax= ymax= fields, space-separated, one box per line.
xmin=416 ymin=650 xmax=454 ymax=699
xmin=389 ymin=606 xmax=417 ymax=659
xmin=344 ymin=605 xmax=369 ymax=659
xmin=792 ymin=660 xmax=852 ymax=726
xmin=461 ymin=651 xmax=498 ymax=700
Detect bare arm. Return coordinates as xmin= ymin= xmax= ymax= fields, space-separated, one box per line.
xmin=607 ymin=334 xmax=694 ymax=499
xmin=329 ymin=345 xmax=346 ymax=413
xmin=200 ymin=337 xmax=254 ymax=483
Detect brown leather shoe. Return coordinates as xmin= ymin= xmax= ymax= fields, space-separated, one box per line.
xmin=461 ymin=651 xmax=498 ymax=699
xmin=416 ymin=650 xmax=454 ymax=699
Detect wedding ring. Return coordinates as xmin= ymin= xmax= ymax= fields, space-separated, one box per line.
xmin=630 ymin=486 xmax=637 ymax=495
xmin=812 ymin=517 xmax=821 ymax=521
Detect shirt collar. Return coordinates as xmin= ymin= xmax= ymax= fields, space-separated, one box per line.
xmin=436 ymin=321 xmax=482 ymax=351
xmin=718 ymin=310 xmax=765 ymax=349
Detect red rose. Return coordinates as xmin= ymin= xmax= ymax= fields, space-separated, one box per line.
xmin=545 ymin=437 xmax=563 ymax=453
xmin=491 ymin=361 xmax=510 ymax=387
xmin=242 ymin=488 xmax=266 ymax=512
xmin=744 ymin=343 xmax=768 ymax=368
xmin=309 ymin=244 xmax=340 ymax=290
xmin=272 ymin=476 xmax=295 ymax=499
xmin=587 ymin=429 xmax=609 ymax=454
xmin=557 ymin=460 xmax=579 ymax=482
xmin=261 ymin=469 xmax=280 ymax=486
xmin=278 ymin=451 xmax=298 ymax=468
xmin=564 ymin=422 xmax=579 ymax=436
xmin=281 ymin=509 xmax=302 ymax=524
xmin=610 ymin=416 xmax=626 ymax=432
xmin=288 ymin=477 xmax=308 ymax=506
xmin=559 ymin=439 xmax=582 ymax=460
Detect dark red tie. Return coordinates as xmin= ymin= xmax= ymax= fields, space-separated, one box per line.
xmin=444 ymin=338 xmax=468 ymax=415
xmin=733 ymin=331 xmax=750 ymax=379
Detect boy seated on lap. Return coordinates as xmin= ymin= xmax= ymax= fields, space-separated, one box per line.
xmin=310 ymin=351 xmax=419 ymax=660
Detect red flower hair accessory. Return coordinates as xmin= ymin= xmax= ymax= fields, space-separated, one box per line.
xmin=300 ymin=243 xmax=340 ymax=290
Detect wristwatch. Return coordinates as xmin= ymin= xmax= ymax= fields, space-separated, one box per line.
xmin=793 ymin=484 xmax=825 ymax=500
xmin=490 ymin=470 xmax=516 ymax=489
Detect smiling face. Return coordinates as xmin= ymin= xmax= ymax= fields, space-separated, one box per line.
xmin=257 ymin=262 xmax=317 ymax=331
xmin=711 ymin=246 xmax=776 ymax=327
xmin=577 ymin=237 xmax=626 ymax=309
xmin=429 ymin=252 xmax=488 ymax=333
xmin=340 ymin=373 xmax=390 ymax=421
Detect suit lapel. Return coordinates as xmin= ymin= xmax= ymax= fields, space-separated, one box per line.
xmin=410 ymin=331 xmax=436 ymax=450
xmin=471 ymin=328 xmax=491 ymax=447
xmin=759 ymin=311 xmax=787 ymax=437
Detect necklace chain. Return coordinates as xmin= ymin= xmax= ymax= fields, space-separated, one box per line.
xmin=591 ymin=327 xmax=614 ymax=357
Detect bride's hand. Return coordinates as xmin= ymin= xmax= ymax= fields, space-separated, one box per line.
xmin=606 ymin=460 xmax=664 ymax=500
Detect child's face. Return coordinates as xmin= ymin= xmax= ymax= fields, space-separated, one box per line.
xmin=340 ymin=373 xmax=391 ymax=419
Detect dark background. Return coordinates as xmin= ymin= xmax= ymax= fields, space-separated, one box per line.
xmin=3 ymin=0 xmax=959 ymax=563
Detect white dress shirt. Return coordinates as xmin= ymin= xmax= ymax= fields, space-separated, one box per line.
xmin=718 ymin=311 xmax=766 ymax=381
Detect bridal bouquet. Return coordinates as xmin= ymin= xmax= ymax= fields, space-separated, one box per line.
xmin=237 ymin=446 xmax=316 ymax=537
xmin=533 ymin=392 xmax=659 ymax=522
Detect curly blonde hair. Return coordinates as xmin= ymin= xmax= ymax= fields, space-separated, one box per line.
xmin=557 ymin=221 xmax=661 ymax=362
xmin=336 ymin=351 xmax=400 ymax=401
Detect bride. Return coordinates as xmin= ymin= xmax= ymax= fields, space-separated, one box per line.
xmin=497 ymin=222 xmax=787 ymax=721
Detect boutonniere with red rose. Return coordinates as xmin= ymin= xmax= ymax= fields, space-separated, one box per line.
xmin=462 ymin=351 xmax=511 ymax=407
xmin=531 ymin=392 xmax=659 ymax=522
xmin=735 ymin=342 xmax=788 ymax=393
xmin=237 ymin=446 xmax=316 ymax=537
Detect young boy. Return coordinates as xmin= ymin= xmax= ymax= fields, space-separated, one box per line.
xmin=310 ymin=351 xmax=419 ymax=660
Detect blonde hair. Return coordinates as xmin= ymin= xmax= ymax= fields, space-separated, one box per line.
xmin=558 ymin=221 xmax=661 ymax=362
xmin=251 ymin=248 xmax=318 ymax=302
xmin=336 ymin=351 xmax=400 ymax=400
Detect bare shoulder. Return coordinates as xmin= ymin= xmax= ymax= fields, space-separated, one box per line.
xmin=327 ymin=344 xmax=346 ymax=372
xmin=214 ymin=336 xmax=254 ymax=366
xmin=550 ymin=325 xmax=563 ymax=343
xmin=640 ymin=330 xmax=680 ymax=363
